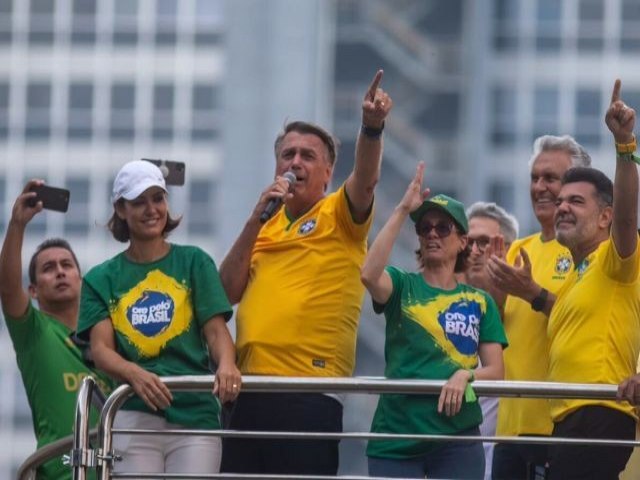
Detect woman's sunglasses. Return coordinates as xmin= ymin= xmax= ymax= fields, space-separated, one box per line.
xmin=415 ymin=222 xmax=455 ymax=238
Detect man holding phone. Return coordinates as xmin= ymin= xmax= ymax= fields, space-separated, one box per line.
xmin=0 ymin=180 xmax=111 ymax=480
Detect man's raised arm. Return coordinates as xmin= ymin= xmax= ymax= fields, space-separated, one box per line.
xmin=346 ymin=69 xmax=393 ymax=223
xmin=605 ymin=79 xmax=638 ymax=259
xmin=0 ymin=180 xmax=43 ymax=317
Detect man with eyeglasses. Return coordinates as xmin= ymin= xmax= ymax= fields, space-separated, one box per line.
xmin=461 ymin=202 xmax=519 ymax=312
xmin=456 ymin=201 xmax=519 ymax=480
xmin=488 ymin=135 xmax=591 ymax=480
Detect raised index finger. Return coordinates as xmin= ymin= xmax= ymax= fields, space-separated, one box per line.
xmin=611 ymin=79 xmax=622 ymax=104
xmin=366 ymin=69 xmax=384 ymax=101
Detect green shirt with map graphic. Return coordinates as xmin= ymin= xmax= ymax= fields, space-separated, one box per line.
xmin=77 ymin=244 xmax=232 ymax=430
xmin=367 ymin=266 xmax=507 ymax=459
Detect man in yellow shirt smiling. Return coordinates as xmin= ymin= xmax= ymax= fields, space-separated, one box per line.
xmin=488 ymin=80 xmax=640 ymax=480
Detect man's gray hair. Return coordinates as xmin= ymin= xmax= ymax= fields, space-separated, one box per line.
xmin=466 ymin=202 xmax=519 ymax=244
xmin=529 ymin=135 xmax=592 ymax=168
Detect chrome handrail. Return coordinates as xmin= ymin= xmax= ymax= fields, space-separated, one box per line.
xmin=96 ymin=376 xmax=631 ymax=479
xmin=16 ymin=429 xmax=99 ymax=480
xmin=18 ymin=375 xmax=638 ymax=480
xmin=18 ymin=371 xmax=106 ymax=480
xmin=71 ymin=375 xmax=107 ymax=479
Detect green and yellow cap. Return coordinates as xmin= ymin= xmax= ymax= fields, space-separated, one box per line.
xmin=409 ymin=194 xmax=468 ymax=233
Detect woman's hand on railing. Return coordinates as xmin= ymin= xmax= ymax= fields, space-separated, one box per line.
xmin=213 ymin=361 xmax=243 ymax=404
xmin=437 ymin=369 xmax=473 ymax=417
xmin=124 ymin=363 xmax=173 ymax=412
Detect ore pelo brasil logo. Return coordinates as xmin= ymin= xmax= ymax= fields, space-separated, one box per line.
xmin=127 ymin=290 xmax=174 ymax=337
xmin=437 ymin=300 xmax=480 ymax=355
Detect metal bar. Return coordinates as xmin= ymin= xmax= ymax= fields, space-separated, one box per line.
xmin=110 ymin=474 xmax=446 ymax=480
xmin=72 ymin=377 xmax=106 ymax=480
xmin=154 ymin=375 xmax=622 ymax=400
xmin=99 ymin=384 xmax=134 ymax=480
xmin=21 ymin=375 xmax=636 ymax=479
xmin=16 ymin=430 xmax=100 ymax=480
xmin=110 ymin=428 xmax=640 ymax=448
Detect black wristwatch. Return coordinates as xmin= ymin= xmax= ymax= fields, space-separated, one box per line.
xmin=531 ymin=287 xmax=549 ymax=312
xmin=361 ymin=122 xmax=385 ymax=139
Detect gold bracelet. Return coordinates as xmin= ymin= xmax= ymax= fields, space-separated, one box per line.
xmin=616 ymin=135 xmax=637 ymax=154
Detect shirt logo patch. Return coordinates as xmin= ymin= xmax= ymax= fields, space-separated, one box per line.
xmin=437 ymin=300 xmax=480 ymax=355
xmin=576 ymin=258 xmax=590 ymax=278
xmin=555 ymin=255 xmax=572 ymax=275
xmin=298 ymin=219 xmax=317 ymax=235
xmin=128 ymin=291 xmax=174 ymax=337
xmin=110 ymin=270 xmax=193 ymax=358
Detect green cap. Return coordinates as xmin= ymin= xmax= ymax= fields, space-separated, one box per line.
xmin=409 ymin=194 xmax=468 ymax=233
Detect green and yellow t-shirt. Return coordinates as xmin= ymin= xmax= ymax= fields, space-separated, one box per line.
xmin=367 ymin=267 xmax=508 ymax=459
xmin=548 ymin=237 xmax=640 ymax=422
xmin=5 ymin=303 xmax=113 ymax=480
xmin=236 ymin=184 xmax=372 ymax=377
xmin=497 ymin=234 xmax=572 ymax=436
xmin=78 ymin=244 xmax=232 ymax=429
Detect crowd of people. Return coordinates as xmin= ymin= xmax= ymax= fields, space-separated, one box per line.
xmin=3 ymin=72 xmax=640 ymax=480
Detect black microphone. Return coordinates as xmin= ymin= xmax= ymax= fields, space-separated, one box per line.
xmin=259 ymin=171 xmax=296 ymax=224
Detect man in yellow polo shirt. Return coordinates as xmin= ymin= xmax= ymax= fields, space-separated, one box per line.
xmin=488 ymin=135 xmax=590 ymax=480
xmin=219 ymin=70 xmax=393 ymax=475
xmin=489 ymin=80 xmax=640 ymax=480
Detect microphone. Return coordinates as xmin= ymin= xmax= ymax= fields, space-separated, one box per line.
xmin=259 ymin=171 xmax=296 ymax=224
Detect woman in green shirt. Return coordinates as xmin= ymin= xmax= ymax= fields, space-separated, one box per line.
xmin=77 ymin=160 xmax=240 ymax=476
xmin=361 ymin=162 xmax=507 ymax=479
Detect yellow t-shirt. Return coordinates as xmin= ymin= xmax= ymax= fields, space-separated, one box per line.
xmin=548 ymin=237 xmax=640 ymax=422
xmin=496 ymin=234 xmax=572 ymax=436
xmin=236 ymin=184 xmax=372 ymax=377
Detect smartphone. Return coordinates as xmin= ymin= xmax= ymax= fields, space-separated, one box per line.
xmin=142 ymin=158 xmax=186 ymax=186
xmin=28 ymin=185 xmax=70 ymax=212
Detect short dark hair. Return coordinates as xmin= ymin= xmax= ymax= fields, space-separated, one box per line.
xmin=108 ymin=199 xmax=181 ymax=242
xmin=28 ymin=238 xmax=81 ymax=285
xmin=274 ymin=121 xmax=339 ymax=166
xmin=562 ymin=167 xmax=613 ymax=207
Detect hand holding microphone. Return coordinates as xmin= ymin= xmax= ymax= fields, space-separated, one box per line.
xmin=259 ymin=171 xmax=296 ymax=223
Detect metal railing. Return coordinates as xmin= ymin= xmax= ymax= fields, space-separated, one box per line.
xmin=17 ymin=375 xmax=107 ymax=480
xmin=17 ymin=375 xmax=640 ymax=480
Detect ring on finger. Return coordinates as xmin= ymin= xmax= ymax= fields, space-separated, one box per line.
xmin=232 ymin=384 xmax=238 ymax=389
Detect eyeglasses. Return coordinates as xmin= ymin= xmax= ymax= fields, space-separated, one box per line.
xmin=416 ymin=222 xmax=455 ymax=238
xmin=468 ymin=236 xmax=491 ymax=252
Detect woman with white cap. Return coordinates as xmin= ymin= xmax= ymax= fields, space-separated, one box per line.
xmin=360 ymin=162 xmax=507 ymax=479
xmin=77 ymin=160 xmax=240 ymax=476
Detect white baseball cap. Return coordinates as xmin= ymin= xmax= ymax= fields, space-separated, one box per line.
xmin=111 ymin=160 xmax=167 ymax=203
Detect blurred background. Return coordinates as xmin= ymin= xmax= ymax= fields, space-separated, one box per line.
xmin=0 ymin=0 xmax=638 ymax=475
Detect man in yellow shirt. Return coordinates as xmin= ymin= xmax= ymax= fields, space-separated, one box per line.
xmin=489 ymin=80 xmax=640 ymax=480
xmin=488 ymin=136 xmax=590 ymax=480
xmin=219 ymin=71 xmax=393 ymax=475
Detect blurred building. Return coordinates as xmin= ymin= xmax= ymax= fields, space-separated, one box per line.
xmin=0 ymin=0 xmax=639 ymax=476
xmin=0 ymin=0 xmax=228 ymax=475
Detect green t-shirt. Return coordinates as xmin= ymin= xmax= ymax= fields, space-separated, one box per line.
xmin=4 ymin=303 xmax=113 ymax=480
xmin=367 ymin=266 xmax=508 ymax=459
xmin=77 ymin=244 xmax=232 ymax=429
